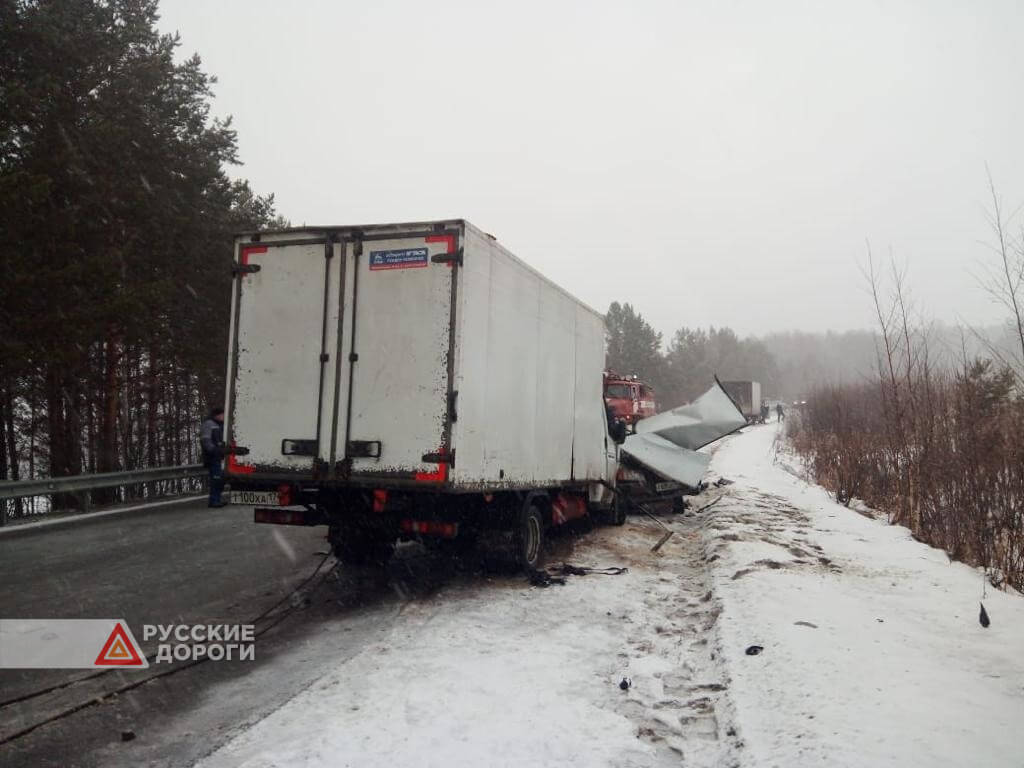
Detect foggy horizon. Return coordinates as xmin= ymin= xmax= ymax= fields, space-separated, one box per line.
xmin=158 ymin=0 xmax=1024 ymax=340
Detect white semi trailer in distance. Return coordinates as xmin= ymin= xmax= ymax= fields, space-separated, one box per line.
xmin=721 ymin=380 xmax=762 ymax=423
xmin=222 ymin=219 xmax=624 ymax=569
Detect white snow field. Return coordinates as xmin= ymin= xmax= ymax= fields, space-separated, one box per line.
xmin=196 ymin=424 xmax=1023 ymax=768
xmin=705 ymin=422 xmax=1024 ymax=768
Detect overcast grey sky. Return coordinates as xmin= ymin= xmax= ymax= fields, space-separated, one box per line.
xmin=158 ymin=0 xmax=1024 ymax=339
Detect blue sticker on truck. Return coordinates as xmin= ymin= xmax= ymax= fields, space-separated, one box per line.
xmin=368 ymin=247 xmax=429 ymax=271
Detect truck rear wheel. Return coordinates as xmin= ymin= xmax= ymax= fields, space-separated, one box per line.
xmin=514 ymin=502 xmax=545 ymax=570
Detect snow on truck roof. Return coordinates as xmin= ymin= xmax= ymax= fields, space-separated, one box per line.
xmin=235 ymin=219 xmax=605 ymax=322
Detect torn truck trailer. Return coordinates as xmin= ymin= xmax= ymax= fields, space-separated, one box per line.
xmin=634 ymin=379 xmax=749 ymax=450
xmin=620 ymin=379 xmax=746 ymax=490
xmin=620 ymin=433 xmax=712 ymax=489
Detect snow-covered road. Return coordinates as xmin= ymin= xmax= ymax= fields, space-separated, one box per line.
xmin=195 ymin=423 xmax=1024 ymax=768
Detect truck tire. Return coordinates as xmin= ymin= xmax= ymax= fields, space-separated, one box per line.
xmin=610 ymin=493 xmax=627 ymax=526
xmin=514 ymin=502 xmax=546 ymax=570
xmin=672 ymin=495 xmax=687 ymax=515
xmin=331 ymin=526 xmax=395 ymax=567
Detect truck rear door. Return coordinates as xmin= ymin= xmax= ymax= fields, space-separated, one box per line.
xmin=228 ymin=228 xmax=460 ymax=482
xmin=337 ymin=232 xmax=458 ymax=481
xmin=228 ymin=238 xmax=333 ymax=474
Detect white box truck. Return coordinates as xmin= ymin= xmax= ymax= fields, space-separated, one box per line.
xmin=223 ymin=219 xmax=623 ymax=568
xmin=720 ymin=380 xmax=762 ymax=423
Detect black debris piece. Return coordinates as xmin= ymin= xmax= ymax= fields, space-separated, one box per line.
xmin=561 ymin=563 xmax=590 ymax=576
xmin=121 ymin=730 xmax=136 ymax=742
xmin=619 ymin=677 xmax=632 ymax=691
xmin=529 ymin=563 xmax=628 ymax=586
xmin=979 ymin=603 xmax=991 ymax=628
xmin=527 ymin=569 xmax=566 ymax=588
xmin=745 ymin=645 xmax=764 ymax=656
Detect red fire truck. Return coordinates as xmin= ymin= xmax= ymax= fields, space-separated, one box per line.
xmin=603 ymin=371 xmax=657 ymax=425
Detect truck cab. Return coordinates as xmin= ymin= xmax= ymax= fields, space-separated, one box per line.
xmin=603 ymin=371 xmax=657 ymax=425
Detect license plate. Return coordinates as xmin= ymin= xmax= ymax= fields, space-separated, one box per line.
xmin=230 ymin=490 xmax=279 ymax=506
xmin=655 ymin=481 xmax=682 ymax=493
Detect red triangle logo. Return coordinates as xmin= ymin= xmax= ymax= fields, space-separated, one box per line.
xmin=94 ymin=622 xmax=145 ymax=666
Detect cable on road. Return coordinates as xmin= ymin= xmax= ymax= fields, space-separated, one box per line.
xmin=0 ymin=553 xmax=335 ymax=746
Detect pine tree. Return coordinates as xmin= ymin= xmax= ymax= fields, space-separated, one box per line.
xmin=605 ymin=302 xmax=665 ymax=390
xmin=0 ymin=0 xmax=283 ymax=511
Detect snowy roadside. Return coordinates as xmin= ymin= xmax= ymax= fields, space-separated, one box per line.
xmin=702 ymin=423 xmax=1024 ymax=767
xmin=191 ymin=422 xmax=1024 ymax=768
xmin=195 ymin=520 xmax=738 ymax=768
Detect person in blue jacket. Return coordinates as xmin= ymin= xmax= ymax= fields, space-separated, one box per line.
xmin=200 ymin=407 xmax=227 ymax=507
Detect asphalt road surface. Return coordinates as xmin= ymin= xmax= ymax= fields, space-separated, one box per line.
xmin=0 ymin=501 xmax=400 ymax=767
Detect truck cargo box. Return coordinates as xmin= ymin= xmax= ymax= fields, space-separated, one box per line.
xmin=225 ymin=220 xmax=609 ymax=493
xmin=720 ymin=380 xmax=762 ymax=422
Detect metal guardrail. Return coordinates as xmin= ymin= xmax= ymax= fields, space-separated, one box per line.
xmin=0 ymin=464 xmax=206 ymax=506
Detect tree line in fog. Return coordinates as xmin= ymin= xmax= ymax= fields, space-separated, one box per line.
xmin=606 ymin=300 xmax=1022 ymax=409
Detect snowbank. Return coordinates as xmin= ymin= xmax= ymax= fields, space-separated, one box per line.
xmin=703 ymin=423 xmax=1024 ymax=767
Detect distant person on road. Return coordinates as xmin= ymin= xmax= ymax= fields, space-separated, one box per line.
xmin=201 ymin=407 xmax=227 ymax=508
xmin=760 ymin=402 xmax=769 ymax=424
xmin=776 ymin=403 xmax=785 ymax=422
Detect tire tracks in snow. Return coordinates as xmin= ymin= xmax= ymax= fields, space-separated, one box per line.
xmin=607 ymin=511 xmax=744 ymax=767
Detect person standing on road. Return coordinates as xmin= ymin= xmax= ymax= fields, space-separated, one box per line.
xmin=201 ymin=407 xmax=227 ymax=508
xmin=776 ymin=403 xmax=785 ymax=422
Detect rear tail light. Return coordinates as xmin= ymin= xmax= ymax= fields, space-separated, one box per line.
xmin=399 ymin=519 xmax=458 ymax=538
xmin=255 ymin=508 xmax=310 ymax=525
xmin=277 ymin=484 xmax=295 ymax=506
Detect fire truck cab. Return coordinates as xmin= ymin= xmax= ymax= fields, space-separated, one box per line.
xmin=603 ymin=371 xmax=656 ymax=425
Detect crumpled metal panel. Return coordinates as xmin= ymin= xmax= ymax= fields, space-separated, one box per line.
xmin=634 ymin=378 xmax=748 ymax=450
xmin=621 ymin=379 xmax=747 ymax=488
xmin=621 ymin=432 xmax=712 ymax=488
